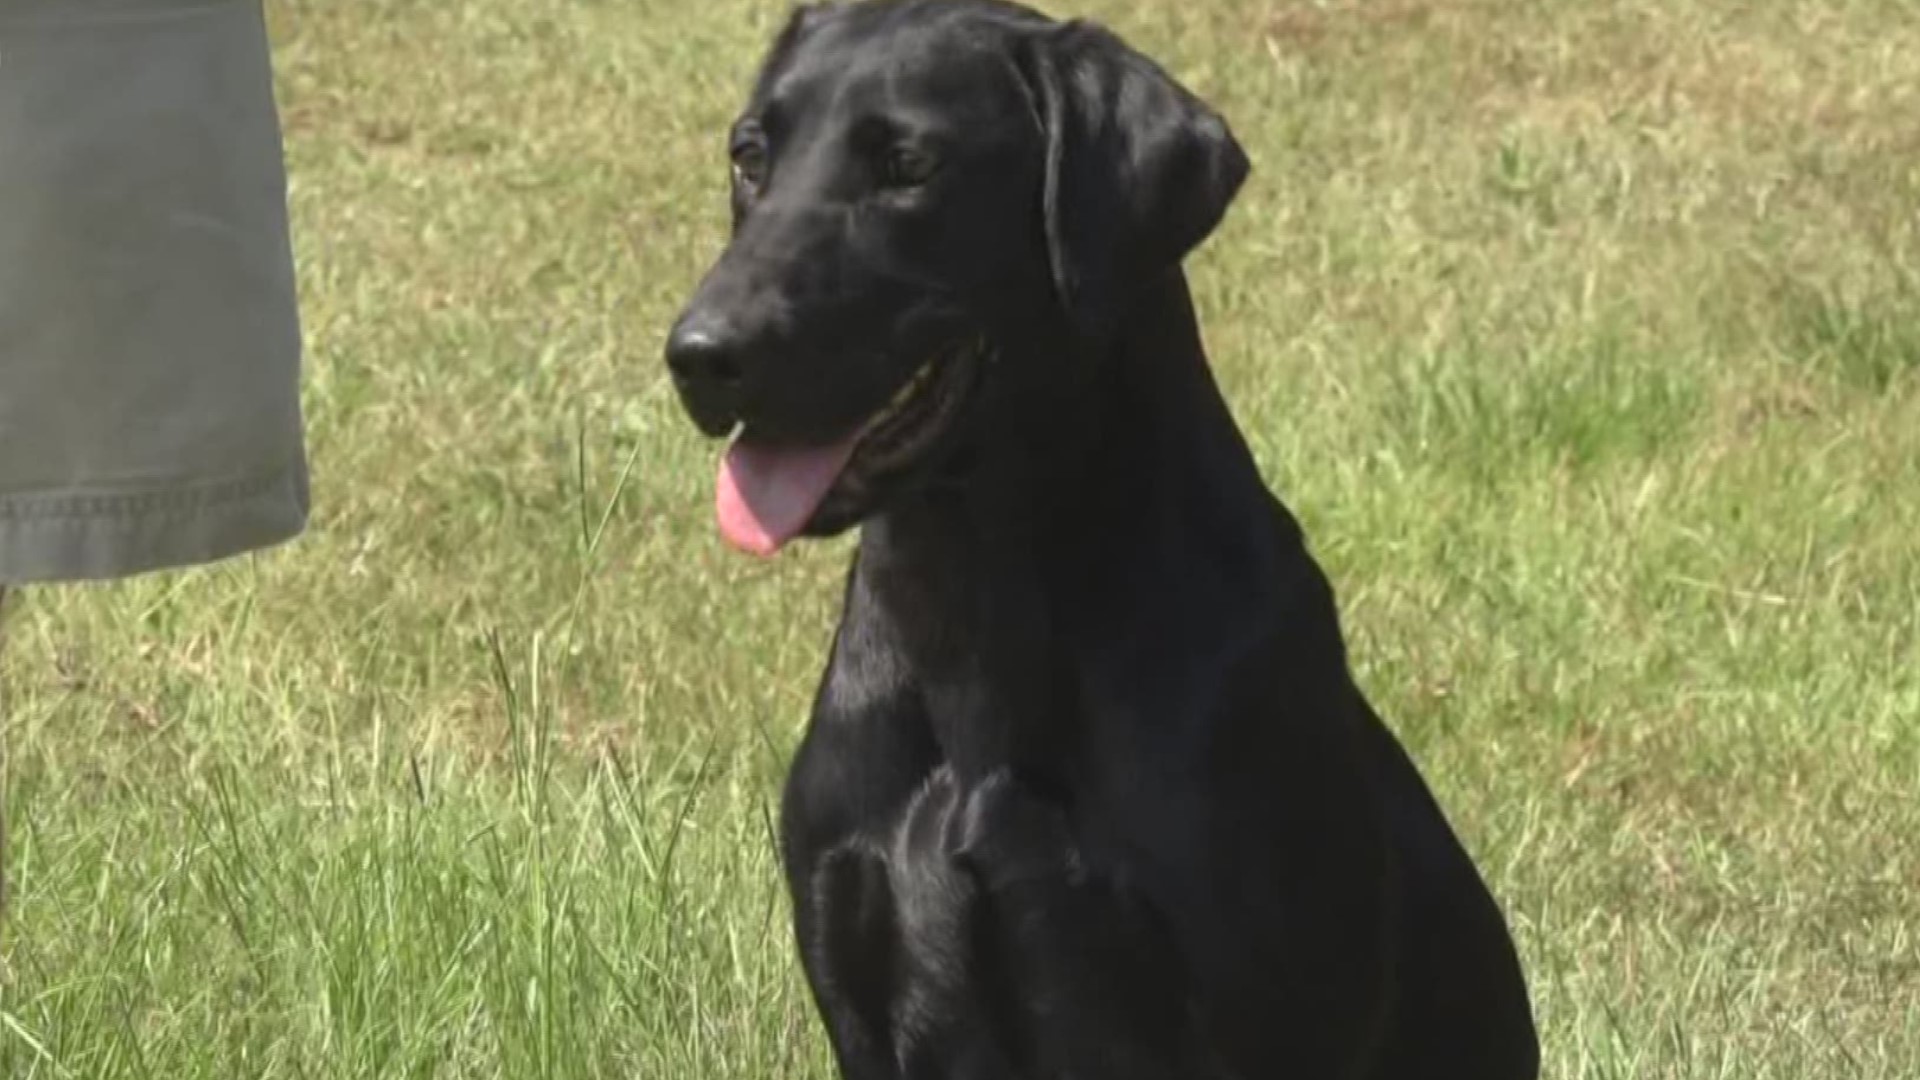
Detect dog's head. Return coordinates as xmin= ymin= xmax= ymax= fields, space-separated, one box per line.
xmin=663 ymin=0 xmax=1248 ymax=556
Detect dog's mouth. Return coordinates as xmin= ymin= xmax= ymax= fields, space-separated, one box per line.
xmin=714 ymin=336 xmax=988 ymax=556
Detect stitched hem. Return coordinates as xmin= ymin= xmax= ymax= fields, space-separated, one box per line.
xmin=0 ymin=455 xmax=310 ymax=584
xmin=0 ymin=468 xmax=292 ymax=523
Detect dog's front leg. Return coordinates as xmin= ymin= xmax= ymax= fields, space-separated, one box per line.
xmin=794 ymin=770 xmax=1026 ymax=1080
xmin=786 ymin=728 xmax=936 ymax=1079
xmin=953 ymin=771 xmax=1232 ymax=1080
xmin=802 ymin=840 xmax=909 ymax=1080
xmin=780 ymin=569 xmax=945 ymax=1080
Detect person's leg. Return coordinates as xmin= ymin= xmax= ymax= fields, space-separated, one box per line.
xmin=0 ymin=0 xmax=310 ymax=925
xmin=1 ymin=584 xmax=10 ymax=920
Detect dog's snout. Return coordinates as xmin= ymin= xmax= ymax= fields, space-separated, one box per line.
xmin=665 ymin=311 xmax=752 ymax=436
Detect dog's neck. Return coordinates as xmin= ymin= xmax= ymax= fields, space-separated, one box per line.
xmin=862 ymin=271 xmax=1280 ymax=581
xmin=853 ymin=271 xmax=1306 ymax=777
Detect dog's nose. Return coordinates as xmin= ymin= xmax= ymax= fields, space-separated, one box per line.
xmin=665 ymin=312 xmax=750 ymax=436
xmin=666 ymin=316 xmax=746 ymax=388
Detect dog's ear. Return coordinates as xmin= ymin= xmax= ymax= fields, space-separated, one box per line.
xmin=1013 ymin=21 xmax=1250 ymax=333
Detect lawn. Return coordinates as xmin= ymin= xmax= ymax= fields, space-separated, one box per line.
xmin=2 ymin=0 xmax=1917 ymax=1076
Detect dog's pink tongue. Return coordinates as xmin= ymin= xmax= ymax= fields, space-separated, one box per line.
xmin=716 ymin=437 xmax=859 ymax=557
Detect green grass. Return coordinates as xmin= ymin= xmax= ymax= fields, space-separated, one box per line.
xmin=3 ymin=0 xmax=1917 ymax=1075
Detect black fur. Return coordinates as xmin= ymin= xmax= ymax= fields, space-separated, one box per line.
xmin=663 ymin=2 xmax=1540 ymax=1076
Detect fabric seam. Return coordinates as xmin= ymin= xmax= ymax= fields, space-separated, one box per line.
xmin=0 ymin=461 xmax=301 ymax=523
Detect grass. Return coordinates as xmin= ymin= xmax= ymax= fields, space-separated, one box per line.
xmin=2 ymin=0 xmax=1917 ymax=1075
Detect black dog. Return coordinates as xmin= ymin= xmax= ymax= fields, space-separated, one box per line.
xmin=663 ymin=2 xmax=1540 ymax=1076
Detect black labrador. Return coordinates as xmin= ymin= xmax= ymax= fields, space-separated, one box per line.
xmin=662 ymin=2 xmax=1540 ymax=1077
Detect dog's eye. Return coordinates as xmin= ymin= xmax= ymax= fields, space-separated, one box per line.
xmin=882 ymin=146 xmax=938 ymax=188
xmin=730 ymin=140 xmax=769 ymax=189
